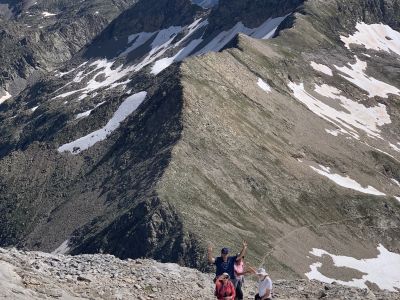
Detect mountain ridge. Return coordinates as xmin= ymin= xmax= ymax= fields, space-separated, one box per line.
xmin=0 ymin=0 xmax=399 ymax=288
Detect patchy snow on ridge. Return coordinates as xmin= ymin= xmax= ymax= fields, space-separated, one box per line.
xmin=257 ymin=78 xmax=271 ymax=92
xmin=152 ymin=38 xmax=203 ymax=74
xmin=0 ymin=91 xmax=11 ymax=104
xmin=51 ymin=240 xmax=70 ymax=255
xmin=314 ymin=83 xmax=391 ymax=138
xmin=310 ymin=61 xmax=333 ymax=76
xmin=56 ymin=62 xmax=88 ymax=78
xmin=75 ymin=102 xmax=105 ymax=119
xmin=306 ymin=244 xmax=400 ymax=291
xmin=341 ymin=23 xmax=400 ymax=56
xmin=195 ymin=16 xmax=288 ymax=55
xmin=335 ymin=56 xmax=400 ymax=98
xmin=119 ymin=32 xmax=154 ymax=57
xmin=175 ymin=19 xmax=208 ymax=47
xmin=54 ymin=15 xmax=287 ymax=95
xmin=152 ymin=15 xmax=286 ymax=74
xmin=42 ymin=11 xmax=57 ymax=17
xmin=310 ymin=164 xmax=386 ymax=196
xmin=389 ymin=142 xmax=400 ymax=153
xmin=391 ymin=178 xmax=400 ymax=187
xmin=54 ymin=59 xmax=133 ymax=100
xmin=133 ymin=19 xmax=209 ymax=75
xmin=325 ymin=129 xmax=341 ymax=136
xmin=288 ymin=82 xmax=391 ymax=140
xmin=131 ymin=26 xmax=182 ymax=72
xmin=58 ymin=92 xmax=147 ymax=154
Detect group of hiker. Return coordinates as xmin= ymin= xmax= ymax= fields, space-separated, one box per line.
xmin=208 ymin=241 xmax=273 ymax=300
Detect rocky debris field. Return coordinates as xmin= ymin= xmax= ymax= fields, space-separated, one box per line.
xmin=0 ymin=248 xmax=399 ymax=300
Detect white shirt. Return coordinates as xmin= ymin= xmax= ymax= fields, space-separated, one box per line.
xmin=258 ymin=276 xmax=273 ymax=297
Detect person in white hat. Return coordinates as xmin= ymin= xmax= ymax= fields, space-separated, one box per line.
xmin=249 ymin=267 xmax=273 ymax=300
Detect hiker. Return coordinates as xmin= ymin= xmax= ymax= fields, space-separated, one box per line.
xmin=208 ymin=241 xmax=248 ymax=282
xmin=249 ymin=267 xmax=273 ymax=300
xmin=214 ymin=272 xmax=236 ymax=300
xmin=233 ymin=255 xmax=250 ymax=300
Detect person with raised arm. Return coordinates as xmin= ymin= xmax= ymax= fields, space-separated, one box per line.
xmin=208 ymin=241 xmax=248 ymax=282
xmin=248 ymin=267 xmax=273 ymax=300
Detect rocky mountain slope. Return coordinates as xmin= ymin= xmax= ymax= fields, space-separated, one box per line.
xmin=0 ymin=0 xmax=400 ymax=291
xmin=0 ymin=0 xmax=137 ymax=97
xmin=1 ymin=247 xmax=399 ymax=300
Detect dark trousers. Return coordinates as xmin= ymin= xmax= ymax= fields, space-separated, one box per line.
xmin=255 ymin=294 xmax=271 ymax=300
xmin=235 ymin=279 xmax=243 ymax=300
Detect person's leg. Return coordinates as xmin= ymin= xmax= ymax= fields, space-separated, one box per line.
xmin=236 ymin=280 xmax=243 ymax=300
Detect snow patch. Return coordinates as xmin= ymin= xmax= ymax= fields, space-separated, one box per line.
xmin=42 ymin=11 xmax=56 ymax=17
xmin=54 ymin=59 xmax=134 ymax=98
xmin=310 ymin=62 xmax=333 ymax=76
xmin=175 ymin=19 xmax=208 ymax=47
xmin=325 ymin=129 xmax=341 ymax=136
xmin=288 ymin=82 xmax=391 ymax=140
xmin=52 ymin=240 xmax=70 ymax=255
xmin=151 ymin=19 xmax=208 ymax=74
xmin=310 ymin=164 xmax=386 ymax=196
xmin=257 ymin=78 xmax=271 ymax=92
xmin=152 ymin=38 xmax=203 ymax=75
xmin=0 ymin=91 xmax=11 ymax=104
xmin=306 ymin=244 xmax=400 ymax=291
xmin=58 ymin=92 xmax=147 ymax=154
xmin=195 ymin=16 xmax=288 ymax=55
xmin=75 ymin=102 xmax=105 ymax=120
xmin=389 ymin=143 xmax=400 ymax=153
xmin=54 ymin=16 xmax=287 ymax=95
xmin=335 ymin=56 xmax=400 ymax=98
xmin=56 ymin=62 xmax=88 ymax=78
xmin=119 ymin=32 xmax=154 ymax=57
xmin=391 ymin=178 xmax=400 ymax=187
xmin=341 ymin=23 xmax=400 ymax=56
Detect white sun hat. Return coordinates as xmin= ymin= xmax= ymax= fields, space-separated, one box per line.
xmin=256 ymin=268 xmax=269 ymax=276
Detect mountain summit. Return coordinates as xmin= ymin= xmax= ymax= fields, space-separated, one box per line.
xmin=0 ymin=0 xmax=400 ymax=289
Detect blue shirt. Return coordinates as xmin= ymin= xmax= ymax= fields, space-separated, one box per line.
xmin=214 ymin=256 xmax=237 ymax=279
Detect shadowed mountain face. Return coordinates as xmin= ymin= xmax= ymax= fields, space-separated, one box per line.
xmin=0 ymin=0 xmax=137 ymax=96
xmin=0 ymin=0 xmax=400 ymax=285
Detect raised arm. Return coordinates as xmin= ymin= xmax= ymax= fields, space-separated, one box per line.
xmin=247 ymin=265 xmax=257 ymax=275
xmin=236 ymin=241 xmax=248 ymax=261
xmin=208 ymin=245 xmax=215 ymax=264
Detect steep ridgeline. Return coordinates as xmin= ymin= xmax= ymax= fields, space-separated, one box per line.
xmin=0 ymin=0 xmax=400 ymax=288
xmin=0 ymin=0 xmax=137 ymax=98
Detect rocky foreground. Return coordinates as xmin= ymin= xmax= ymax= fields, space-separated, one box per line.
xmin=0 ymin=248 xmax=399 ymax=300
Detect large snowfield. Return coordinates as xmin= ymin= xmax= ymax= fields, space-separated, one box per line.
xmin=306 ymin=244 xmax=400 ymax=291
xmin=58 ymin=92 xmax=147 ymax=154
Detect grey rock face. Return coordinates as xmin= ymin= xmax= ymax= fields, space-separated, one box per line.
xmin=0 ymin=0 xmax=137 ymax=96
